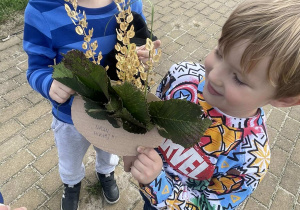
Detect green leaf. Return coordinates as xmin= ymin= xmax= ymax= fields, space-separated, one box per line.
xmin=53 ymin=63 xmax=99 ymax=100
xmin=122 ymin=120 xmax=147 ymax=134
xmin=84 ymin=98 xmax=120 ymax=128
xmin=114 ymin=107 xmax=147 ymax=128
xmin=52 ymin=50 xmax=109 ymax=103
xmin=84 ymin=98 xmax=107 ymax=120
xmin=112 ymin=82 xmax=151 ymax=126
xmin=149 ymin=99 xmax=212 ymax=147
xmin=52 ymin=62 xmax=73 ymax=78
xmin=115 ymin=108 xmax=147 ymax=134
xmin=105 ymin=86 xmax=123 ymax=113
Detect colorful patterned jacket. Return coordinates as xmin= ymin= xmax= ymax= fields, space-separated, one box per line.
xmin=140 ymin=62 xmax=271 ymax=209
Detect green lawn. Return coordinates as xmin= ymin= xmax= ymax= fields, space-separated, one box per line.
xmin=0 ymin=0 xmax=28 ymax=23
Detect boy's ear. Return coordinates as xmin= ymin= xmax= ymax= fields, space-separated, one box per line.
xmin=270 ymin=95 xmax=300 ymax=107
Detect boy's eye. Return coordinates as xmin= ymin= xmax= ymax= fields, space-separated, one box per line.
xmin=233 ymin=73 xmax=245 ymax=85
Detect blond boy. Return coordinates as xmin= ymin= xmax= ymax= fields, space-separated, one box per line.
xmin=129 ymin=0 xmax=300 ymax=209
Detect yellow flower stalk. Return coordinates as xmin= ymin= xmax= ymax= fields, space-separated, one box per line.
xmin=64 ymin=0 xmax=103 ymax=66
xmin=113 ymin=0 xmax=161 ymax=95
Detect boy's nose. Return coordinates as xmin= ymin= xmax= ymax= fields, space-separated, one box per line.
xmin=208 ymin=67 xmax=223 ymax=87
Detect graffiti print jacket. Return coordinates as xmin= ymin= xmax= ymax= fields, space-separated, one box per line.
xmin=140 ymin=62 xmax=270 ymax=209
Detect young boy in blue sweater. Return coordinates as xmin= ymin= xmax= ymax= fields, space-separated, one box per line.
xmin=129 ymin=0 xmax=300 ymax=209
xmin=23 ymin=0 xmax=160 ymax=209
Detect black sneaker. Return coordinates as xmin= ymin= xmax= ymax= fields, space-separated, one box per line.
xmin=61 ymin=182 xmax=81 ymax=210
xmin=96 ymin=171 xmax=120 ymax=204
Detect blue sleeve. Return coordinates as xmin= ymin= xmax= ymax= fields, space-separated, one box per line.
xmin=0 ymin=191 xmax=3 ymax=204
xmin=23 ymin=2 xmax=56 ymax=101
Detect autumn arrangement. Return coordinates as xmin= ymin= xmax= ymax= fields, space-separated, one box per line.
xmin=52 ymin=0 xmax=212 ymax=150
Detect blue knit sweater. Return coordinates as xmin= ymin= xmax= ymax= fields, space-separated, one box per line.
xmin=23 ymin=0 xmax=145 ymax=124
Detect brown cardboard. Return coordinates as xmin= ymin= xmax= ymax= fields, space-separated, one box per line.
xmin=71 ymin=95 xmax=164 ymax=156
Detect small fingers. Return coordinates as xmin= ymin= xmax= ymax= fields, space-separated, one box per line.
xmin=49 ymin=89 xmax=71 ymax=103
xmin=153 ymin=40 xmax=161 ymax=49
xmin=137 ymin=146 xmax=159 ymax=162
xmin=49 ymin=80 xmax=75 ymax=103
xmin=59 ymin=84 xmax=76 ymax=95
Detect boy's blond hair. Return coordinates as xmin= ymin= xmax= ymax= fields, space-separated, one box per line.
xmin=219 ymin=0 xmax=300 ymax=99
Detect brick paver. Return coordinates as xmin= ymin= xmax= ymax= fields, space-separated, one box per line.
xmin=0 ymin=0 xmax=299 ymax=209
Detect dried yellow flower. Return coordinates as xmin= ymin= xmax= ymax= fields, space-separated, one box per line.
xmin=118 ymin=11 xmax=125 ymax=19
xmin=97 ymin=52 xmax=103 ymax=62
xmin=153 ymin=55 xmax=160 ymax=62
xmin=121 ymin=46 xmax=127 ymax=55
xmin=91 ymin=40 xmax=98 ymax=51
xmin=138 ymin=65 xmax=144 ymax=73
xmin=145 ymin=38 xmax=154 ymax=51
xmin=116 ymin=3 xmax=122 ymax=11
xmin=157 ymin=49 xmax=162 ymax=57
xmin=120 ymin=22 xmax=128 ymax=31
xmin=75 ymin=26 xmax=84 ymax=35
xmin=115 ymin=43 xmax=121 ymax=51
xmin=127 ymin=7 xmax=132 ymax=15
xmin=69 ymin=11 xmax=77 ymax=18
xmin=126 ymin=13 xmax=133 ymax=23
xmin=134 ymin=78 xmax=142 ymax=89
xmin=65 ymin=4 xmax=71 ymax=13
xmin=85 ymin=50 xmax=93 ymax=58
xmin=123 ymin=37 xmax=130 ymax=45
xmin=88 ymin=28 xmax=93 ymax=37
xmin=79 ymin=19 xmax=88 ymax=28
xmin=140 ymin=72 xmax=147 ymax=81
xmin=82 ymin=42 xmax=88 ymax=49
xmin=134 ymin=60 xmax=140 ymax=67
xmin=84 ymin=36 xmax=91 ymax=43
xmin=127 ymin=31 xmax=135 ymax=39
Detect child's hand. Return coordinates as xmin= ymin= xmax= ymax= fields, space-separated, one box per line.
xmin=136 ymin=40 xmax=161 ymax=65
xmin=49 ymin=80 xmax=75 ymax=103
xmin=131 ymin=146 xmax=163 ymax=185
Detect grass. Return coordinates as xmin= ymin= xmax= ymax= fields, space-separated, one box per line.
xmin=0 ymin=0 xmax=28 ymax=24
xmin=85 ymin=182 xmax=102 ymax=197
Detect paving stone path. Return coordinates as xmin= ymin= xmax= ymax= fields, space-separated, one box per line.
xmin=0 ymin=0 xmax=300 ymax=209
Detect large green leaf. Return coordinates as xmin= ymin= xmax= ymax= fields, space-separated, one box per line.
xmin=116 ymin=108 xmax=148 ymax=134
xmin=112 ymin=82 xmax=151 ymax=126
xmin=105 ymin=86 xmax=123 ymax=113
xmin=53 ymin=50 xmax=110 ymax=103
xmin=149 ymin=99 xmax=212 ymax=147
xmin=53 ymin=63 xmax=99 ymax=100
xmin=84 ymin=97 xmax=120 ymax=128
xmin=84 ymin=97 xmax=107 ymax=120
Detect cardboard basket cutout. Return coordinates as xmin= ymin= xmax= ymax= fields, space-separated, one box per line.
xmin=71 ymin=95 xmax=164 ymax=156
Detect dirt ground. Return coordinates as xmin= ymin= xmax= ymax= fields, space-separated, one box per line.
xmin=0 ymin=11 xmax=24 ymax=40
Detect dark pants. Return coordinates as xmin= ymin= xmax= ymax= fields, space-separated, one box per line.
xmin=140 ymin=191 xmax=157 ymax=210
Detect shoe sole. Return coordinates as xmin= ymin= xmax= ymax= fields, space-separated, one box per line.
xmin=95 ymin=171 xmax=120 ymax=204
